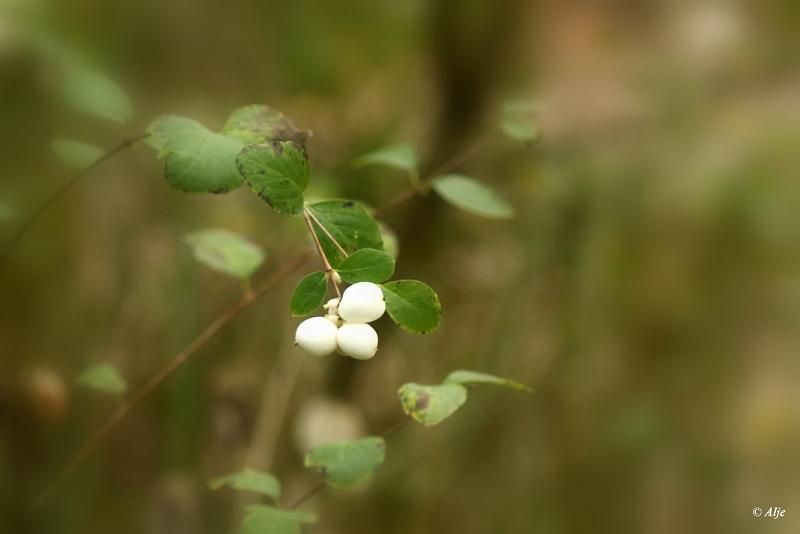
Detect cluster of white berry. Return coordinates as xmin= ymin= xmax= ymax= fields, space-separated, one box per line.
xmin=294 ymin=282 xmax=385 ymax=360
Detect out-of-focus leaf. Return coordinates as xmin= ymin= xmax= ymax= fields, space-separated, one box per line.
xmin=185 ymin=229 xmax=265 ymax=280
xmin=378 ymin=222 xmax=399 ymax=259
xmin=398 ymin=383 xmax=467 ymax=426
xmin=209 ymin=468 xmax=281 ymax=499
xmin=336 ymin=248 xmax=395 ymax=284
xmin=240 ymin=504 xmax=315 ymax=534
xmin=147 ymin=116 xmax=245 ymax=193
xmin=306 ymin=200 xmax=383 ymax=267
xmin=431 ymin=174 xmax=514 ymax=219
xmin=354 ymin=143 xmax=417 ymax=173
xmin=236 ymin=141 xmax=309 ymax=215
xmin=304 ymin=436 xmax=386 ymax=489
xmin=381 ymin=280 xmax=441 ymax=334
xmin=222 ymin=104 xmax=310 ymax=146
xmin=289 ymin=271 xmax=328 ymax=316
xmin=444 ymin=370 xmax=532 ymax=392
xmin=500 ymin=100 xmax=539 ymax=142
xmin=51 ymin=138 xmax=103 ymax=169
xmin=62 ymin=67 xmax=132 ymax=123
xmin=76 ymin=363 xmax=127 ymax=396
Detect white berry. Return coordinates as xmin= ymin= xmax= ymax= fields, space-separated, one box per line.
xmin=338 ymin=282 xmax=385 ymax=323
xmin=337 ymin=323 xmax=378 ymax=360
xmin=295 ymin=317 xmax=338 ymax=357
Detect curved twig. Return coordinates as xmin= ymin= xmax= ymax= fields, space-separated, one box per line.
xmin=0 ymin=133 xmax=150 ymax=268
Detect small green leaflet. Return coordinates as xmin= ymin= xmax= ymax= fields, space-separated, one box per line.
xmin=236 ymin=141 xmax=310 ymax=215
xmin=209 ymin=468 xmax=281 ymax=500
xmin=353 ymin=143 xmax=417 ymax=173
xmin=222 ymin=105 xmax=310 ymax=146
xmin=147 ymin=115 xmax=245 ymax=194
xmin=336 ymin=248 xmax=395 ymax=284
xmin=306 ymin=200 xmax=383 ymax=267
xmin=289 ymin=272 xmax=328 ymax=316
xmin=380 ymin=280 xmax=441 ymax=334
xmin=185 ymin=229 xmax=265 ymax=280
xmin=444 ymin=369 xmax=533 ymax=392
xmin=398 ymin=383 xmax=467 ymax=427
xmin=62 ymin=66 xmax=132 ymax=124
xmin=431 ymin=174 xmax=514 ymax=219
xmin=240 ymin=504 xmax=316 ymax=534
xmin=500 ymin=100 xmax=539 ymax=142
xmin=304 ymin=436 xmax=386 ymax=489
xmin=379 ymin=222 xmax=399 ymax=259
xmin=399 ymin=370 xmax=532 ymax=426
xmin=76 ymin=363 xmax=127 ymax=396
xmin=51 ymin=139 xmax=103 ymax=169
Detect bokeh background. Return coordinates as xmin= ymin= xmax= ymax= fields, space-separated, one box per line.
xmin=2 ymin=0 xmax=800 ymax=533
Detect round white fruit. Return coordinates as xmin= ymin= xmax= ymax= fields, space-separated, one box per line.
xmin=337 ymin=322 xmax=379 ymax=360
xmin=295 ymin=317 xmax=339 ymax=357
xmin=338 ymin=282 xmax=385 ymax=323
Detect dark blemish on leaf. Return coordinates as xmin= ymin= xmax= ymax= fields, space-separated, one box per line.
xmin=342 ymin=201 xmax=354 ymax=208
xmin=414 ymin=393 xmax=430 ymax=411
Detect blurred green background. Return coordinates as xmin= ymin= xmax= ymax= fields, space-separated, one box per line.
xmin=2 ymin=0 xmax=800 ymax=533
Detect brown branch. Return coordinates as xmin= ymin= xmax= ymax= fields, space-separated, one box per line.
xmin=373 ymin=129 xmax=497 ymax=218
xmin=35 ymin=251 xmax=311 ymax=506
xmin=38 ymin=126 xmax=496 ymax=507
xmin=0 ymin=133 xmax=151 ymax=269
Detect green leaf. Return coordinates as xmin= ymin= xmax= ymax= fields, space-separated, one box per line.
xmin=444 ymin=369 xmax=532 ymax=392
xmin=289 ymin=271 xmax=328 ymax=316
xmin=500 ymin=100 xmax=539 ymax=142
xmin=304 ymin=436 xmax=386 ymax=489
xmin=240 ymin=504 xmax=316 ymax=534
xmin=222 ymin=105 xmax=311 ymax=146
xmin=380 ymin=280 xmax=441 ymax=334
xmin=336 ymin=248 xmax=395 ymax=284
xmin=398 ymin=383 xmax=467 ymax=426
xmin=431 ymin=174 xmax=514 ymax=219
xmin=51 ymin=139 xmax=103 ymax=169
xmin=378 ymin=222 xmax=399 ymax=259
xmin=147 ymin=115 xmax=245 ymax=194
xmin=353 ymin=143 xmax=417 ymax=173
xmin=236 ymin=141 xmax=310 ymax=215
xmin=76 ymin=363 xmax=127 ymax=396
xmin=306 ymin=200 xmax=383 ymax=267
xmin=209 ymin=468 xmax=281 ymax=500
xmin=185 ymin=229 xmax=265 ymax=280
xmin=62 ymin=67 xmax=132 ymax=123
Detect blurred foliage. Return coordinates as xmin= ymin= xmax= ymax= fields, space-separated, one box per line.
xmin=2 ymin=0 xmax=800 ymax=534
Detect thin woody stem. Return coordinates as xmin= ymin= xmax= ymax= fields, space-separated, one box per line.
xmin=304 ymin=206 xmax=348 ymax=258
xmin=0 ymin=133 xmax=151 ymax=268
xmin=34 ymin=251 xmax=311 ymax=507
xmin=39 ymin=127 xmax=497 ymax=506
xmin=302 ymin=209 xmax=341 ymax=297
xmin=373 ymin=129 xmax=498 ymax=218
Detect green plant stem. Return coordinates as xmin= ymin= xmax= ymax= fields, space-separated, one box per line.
xmin=0 ymin=133 xmax=150 ymax=269
xmin=304 ymin=206 xmax=348 ymax=258
xmin=302 ymin=208 xmax=341 ymax=297
xmin=39 ymin=127 xmax=496 ymax=507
